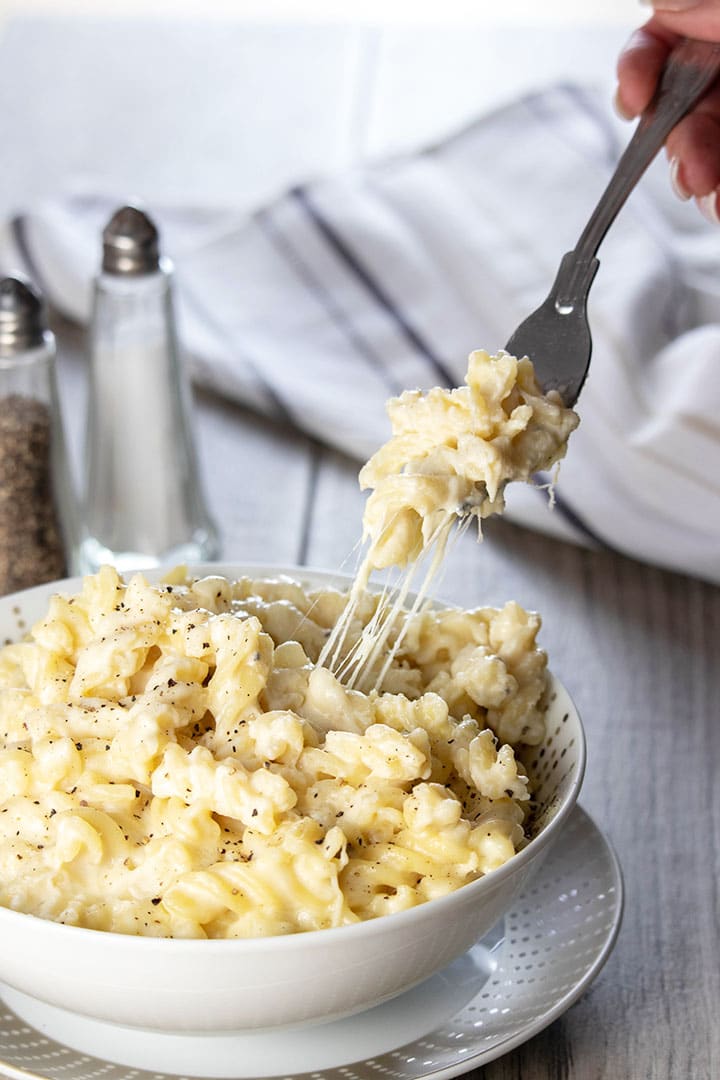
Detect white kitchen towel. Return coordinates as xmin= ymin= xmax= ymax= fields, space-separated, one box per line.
xmin=2 ymin=83 xmax=719 ymax=583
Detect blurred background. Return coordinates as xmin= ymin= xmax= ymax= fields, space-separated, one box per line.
xmin=0 ymin=0 xmax=637 ymax=217
xmin=0 ymin=0 xmax=647 ymax=569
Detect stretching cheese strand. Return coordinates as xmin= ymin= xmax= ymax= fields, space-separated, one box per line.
xmin=319 ymin=349 xmax=579 ymax=687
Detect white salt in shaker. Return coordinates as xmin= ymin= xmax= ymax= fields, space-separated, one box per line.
xmin=79 ymin=206 xmax=219 ymax=573
xmin=0 ymin=275 xmax=78 ymax=593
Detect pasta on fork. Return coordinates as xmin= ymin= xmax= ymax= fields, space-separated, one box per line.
xmin=320 ymin=349 xmax=578 ymax=689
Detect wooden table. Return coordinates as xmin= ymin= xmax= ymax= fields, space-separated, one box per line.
xmin=2 ymin=13 xmax=719 ymax=1080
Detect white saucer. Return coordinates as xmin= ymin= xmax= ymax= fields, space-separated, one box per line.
xmin=0 ymin=805 xmax=622 ymax=1080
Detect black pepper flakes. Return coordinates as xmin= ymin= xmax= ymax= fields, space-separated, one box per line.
xmin=0 ymin=394 xmax=68 ymax=594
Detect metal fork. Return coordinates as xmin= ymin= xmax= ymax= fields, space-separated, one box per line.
xmin=505 ymin=37 xmax=720 ymax=406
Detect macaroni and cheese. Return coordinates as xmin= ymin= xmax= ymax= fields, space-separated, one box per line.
xmin=360 ymin=349 xmax=579 ymax=573
xmin=0 ymin=567 xmax=547 ymax=938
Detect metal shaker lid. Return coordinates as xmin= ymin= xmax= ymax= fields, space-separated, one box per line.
xmin=0 ymin=275 xmax=46 ymax=357
xmin=102 ymin=205 xmax=161 ymax=275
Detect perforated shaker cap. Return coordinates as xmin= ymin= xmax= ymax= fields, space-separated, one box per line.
xmin=0 ymin=275 xmax=47 ymax=357
xmin=102 ymin=205 xmax=161 ymax=275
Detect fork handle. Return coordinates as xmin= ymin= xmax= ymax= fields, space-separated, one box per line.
xmin=556 ymin=37 xmax=720 ymax=308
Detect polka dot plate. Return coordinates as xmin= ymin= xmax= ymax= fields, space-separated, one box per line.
xmin=0 ymin=804 xmax=622 ymax=1080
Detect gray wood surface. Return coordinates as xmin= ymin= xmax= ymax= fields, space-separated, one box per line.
xmin=1 ymin=13 xmax=718 ymax=1079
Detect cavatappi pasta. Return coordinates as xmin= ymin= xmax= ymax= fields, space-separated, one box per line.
xmin=0 ymin=566 xmax=548 ymax=938
xmin=359 ymin=349 xmax=578 ymax=573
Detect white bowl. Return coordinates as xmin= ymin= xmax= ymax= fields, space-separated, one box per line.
xmin=0 ymin=565 xmax=585 ymax=1034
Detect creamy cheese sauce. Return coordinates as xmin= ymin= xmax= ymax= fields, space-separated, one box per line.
xmin=0 ymin=567 xmax=548 ymax=938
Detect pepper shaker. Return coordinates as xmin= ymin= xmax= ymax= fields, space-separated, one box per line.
xmin=0 ymin=275 xmax=77 ymax=593
xmin=79 ymin=206 xmax=219 ymax=573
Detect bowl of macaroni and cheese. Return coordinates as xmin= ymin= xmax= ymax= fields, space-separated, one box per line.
xmin=0 ymin=564 xmax=584 ymax=1035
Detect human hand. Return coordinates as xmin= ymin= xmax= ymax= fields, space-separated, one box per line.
xmin=615 ymin=1 xmax=720 ymax=222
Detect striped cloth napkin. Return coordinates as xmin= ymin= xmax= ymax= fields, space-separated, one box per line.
xmin=2 ymin=84 xmax=719 ymax=584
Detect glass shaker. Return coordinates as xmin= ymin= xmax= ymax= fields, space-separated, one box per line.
xmin=79 ymin=206 xmax=219 ymax=573
xmin=0 ymin=275 xmax=78 ymax=593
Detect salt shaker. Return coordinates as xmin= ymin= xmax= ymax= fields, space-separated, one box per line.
xmin=0 ymin=275 xmax=77 ymax=593
xmin=79 ymin=206 xmax=219 ymax=573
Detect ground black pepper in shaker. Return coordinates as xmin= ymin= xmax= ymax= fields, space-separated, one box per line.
xmin=0 ymin=276 xmax=77 ymax=593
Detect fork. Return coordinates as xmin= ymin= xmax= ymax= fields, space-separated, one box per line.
xmin=505 ymin=37 xmax=720 ymax=407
